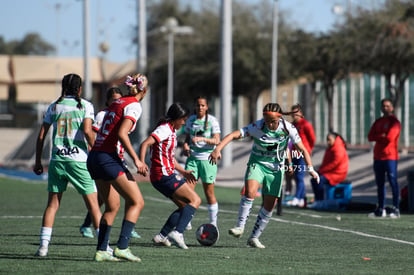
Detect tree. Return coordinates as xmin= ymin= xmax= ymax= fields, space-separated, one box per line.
xmin=0 ymin=33 xmax=55 ymax=55
xmin=286 ymin=30 xmax=348 ymax=131
xmin=341 ymin=0 xmax=414 ymax=113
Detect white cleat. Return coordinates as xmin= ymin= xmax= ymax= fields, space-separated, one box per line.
xmin=168 ymin=230 xmax=188 ymax=249
xmin=152 ymin=234 xmax=172 ymax=247
xmin=228 ymin=227 xmax=244 ymax=238
xmin=247 ymin=238 xmax=265 ymax=249
xmin=35 ymin=245 xmax=48 ymax=257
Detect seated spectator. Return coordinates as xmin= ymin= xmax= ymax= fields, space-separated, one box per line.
xmin=309 ymin=132 xmax=349 ymax=208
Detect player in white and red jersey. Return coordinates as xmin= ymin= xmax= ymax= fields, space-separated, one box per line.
xmin=87 ymin=74 xmax=148 ymax=262
xmin=139 ymin=103 xmax=201 ymax=249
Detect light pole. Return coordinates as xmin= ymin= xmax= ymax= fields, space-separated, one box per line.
xmin=161 ymin=17 xmax=193 ymax=111
xmin=271 ymin=0 xmax=278 ymax=103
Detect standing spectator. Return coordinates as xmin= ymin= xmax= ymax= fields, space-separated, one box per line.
xmin=308 ymin=132 xmax=349 ymax=208
xmin=183 ymin=96 xmax=221 ymax=228
xmin=139 ymin=103 xmax=201 ymax=249
xmin=33 ymin=73 xmax=102 ymax=257
xmin=209 ymin=103 xmax=319 ymax=248
xmin=288 ymin=104 xmax=315 ymax=207
xmin=79 ymin=87 xmax=140 ymax=239
xmin=368 ymin=98 xmax=401 ymax=218
xmin=87 ymin=74 xmax=148 ymax=262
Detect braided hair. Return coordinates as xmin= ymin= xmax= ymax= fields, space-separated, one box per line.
xmin=262 ymin=103 xmax=300 ymax=134
xmin=55 ymin=73 xmax=83 ymax=109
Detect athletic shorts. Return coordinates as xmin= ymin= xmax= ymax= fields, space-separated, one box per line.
xmin=185 ymin=157 xmax=217 ymax=184
xmin=48 ymin=160 xmax=97 ymax=195
xmin=87 ymin=151 xmax=131 ymax=181
xmin=151 ymin=173 xmax=186 ymax=198
xmin=245 ymin=162 xmax=284 ymax=197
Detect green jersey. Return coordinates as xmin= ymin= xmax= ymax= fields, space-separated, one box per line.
xmin=240 ymin=118 xmax=301 ymax=171
xmin=43 ymin=96 xmax=94 ymax=162
xmin=184 ymin=114 xmax=221 ymax=160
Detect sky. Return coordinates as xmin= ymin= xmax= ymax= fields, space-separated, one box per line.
xmin=0 ymin=0 xmax=352 ymax=64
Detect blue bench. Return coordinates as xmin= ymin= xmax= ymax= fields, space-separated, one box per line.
xmin=325 ymin=181 xmax=352 ymax=206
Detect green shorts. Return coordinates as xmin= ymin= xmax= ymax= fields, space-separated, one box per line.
xmin=245 ymin=162 xmax=284 ymax=197
xmin=48 ymin=160 xmax=97 ymax=195
xmin=185 ymin=157 xmax=217 ymax=184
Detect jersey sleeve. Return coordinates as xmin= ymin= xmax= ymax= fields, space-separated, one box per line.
xmin=240 ymin=120 xmax=262 ymax=138
xmin=210 ymin=116 xmax=221 ymax=134
xmin=151 ymin=124 xmax=171 ymax=143
xmin=123 ymin=102 xmax=142 ymax=123
xmin=83 ymin=100 xmax=95 ymax=120
xmin=287 ymin=121 xmax=302 ymax=144
xmin=92 ymin=110 xmax=106 ymax=132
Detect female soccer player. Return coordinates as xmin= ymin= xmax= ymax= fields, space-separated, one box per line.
xmin=209 ymin=103 xmax=319 ymax=248
xmin=139 ymin=103 xmax=201 ymax=249
xmin=183 ymin=96 xmax=221 ymax=228
xmin=33 ymin=73 xmax=102 ymax=257
xmin=87 ymin=74 xmax=148 ymax=262
xmin=80 ymin=87 xmax=140 ymax=239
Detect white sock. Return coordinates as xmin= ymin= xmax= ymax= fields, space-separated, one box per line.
xmin=236 ymin=196 xmax=254 ymax=228
xmin=96 ymin=228 xmax=99 ymax=236
xmin=40 ymin=227 xmax=52 ymax=248
xmin=250 ymin=207 xmax=272 ymax=239
xmin=208 ymin=203 xmax=219 ymax=226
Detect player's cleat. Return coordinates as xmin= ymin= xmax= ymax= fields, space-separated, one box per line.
xmin=368 ymin=208 xmax=386 ymax=218
xmin=152 ymin=234 xmax=171 ymax=247
xmin=168 ymin=230 xmax=188 ymax=249
xmin=94 ymin=250 xmax=120 ymax=262
xmin=131 ymin=230 xmax=141 ymax=238
xmin=389 ymin=207 xmax=400 ymax=219
xmin=114 ymin=247 xmax=141 ymax=262
xmin=35 ymin=245 xmax=48 ymax=257
xmin=106 ymin=245 xmax=113 ymax=254
xmin=185 ymin=222 xmax=192 ymax=231
xmin=80 ymin=226 xmax=94 ymax=238
xmin=247 ymin=237 xmax=266 ymax=249
xmin=228 ymin=227 xmax=244 ymax=238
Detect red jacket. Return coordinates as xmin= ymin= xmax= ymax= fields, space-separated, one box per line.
xmin=293 ymin=118 xmax=315 ymax=154
xmin=367 ymin=115 xmax=400 ymax=160
xmin=319 ymin=136 xmax=349 ymax=186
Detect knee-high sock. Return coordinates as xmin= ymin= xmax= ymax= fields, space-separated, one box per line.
xmin=160 ymin=210 xmax=180 ymax=237
xmin=236 ymin=196 xmax=254 ymax=228
xmin=39 ymin=227 xmax=52 ymax=248
xmin=97 ymin=222 xmax=111 ymax=251
xmin=208 ymin=203 xmax=218 ymax=226
xmin=81 ymin=212 xmax=92 ymax=228
xmin=117 ymin=219 xmax=135 ymax=249
xmin=175 ymin=205 xmax=197 ymax=233
xmin=250 ymin=207 xmax=273 ymax=239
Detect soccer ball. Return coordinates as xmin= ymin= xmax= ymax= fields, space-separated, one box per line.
xmin=195 ymin=223 xmax=219 ymax=246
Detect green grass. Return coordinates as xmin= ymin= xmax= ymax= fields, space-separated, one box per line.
xmin=1 ymin=176 xmax=414 ymax=274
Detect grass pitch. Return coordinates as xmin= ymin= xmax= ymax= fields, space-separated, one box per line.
xmin=1 ymin=176 xmax=413 ymax=274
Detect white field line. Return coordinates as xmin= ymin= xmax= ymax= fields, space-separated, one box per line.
xmin=2 ymin=195 xmax=413 ymax=246
xmin=146 ymin=196 xmax=414 ymax=247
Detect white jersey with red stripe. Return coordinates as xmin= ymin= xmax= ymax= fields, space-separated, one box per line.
xmin=92 ymin=96 xmax=142 ymax=153
xmin=92 ymin=109 xmax=125 ymax=159
xmin=149 ymin=122 xmax=177 ymax=182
